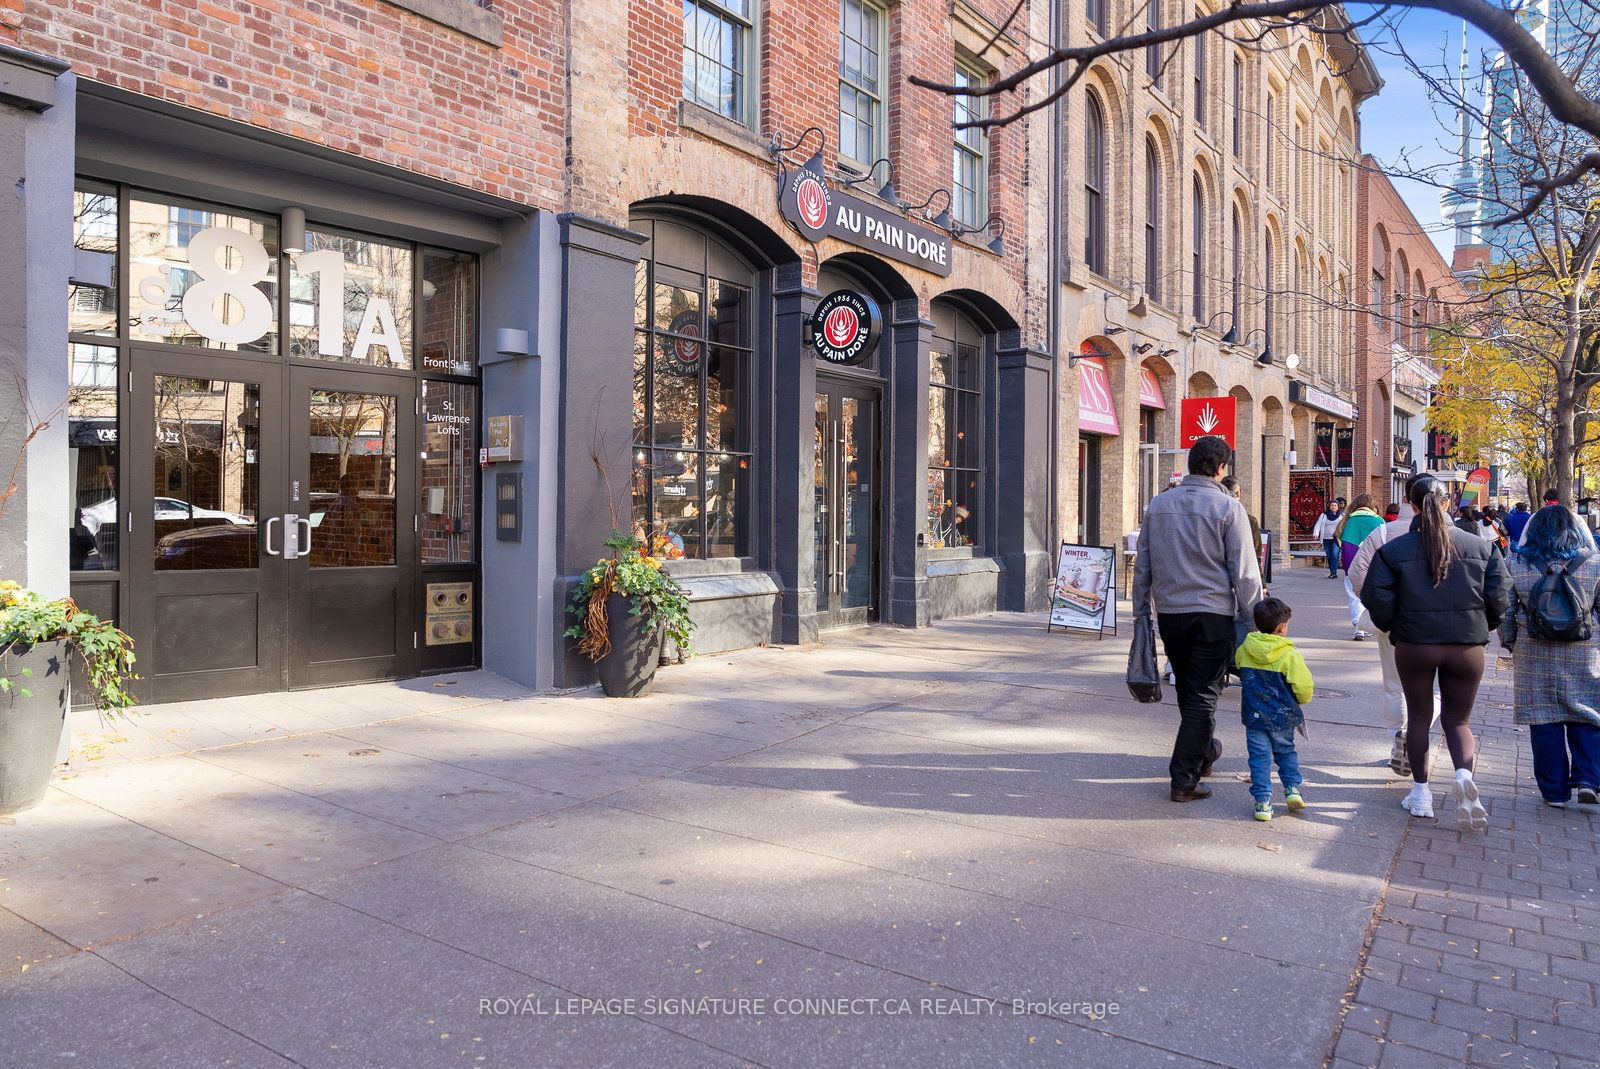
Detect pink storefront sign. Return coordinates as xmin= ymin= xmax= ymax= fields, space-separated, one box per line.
xmin=1077 ymin=356 xmax=1120 ymax=436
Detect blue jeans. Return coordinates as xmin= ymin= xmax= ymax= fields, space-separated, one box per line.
xmin=1246 ymin=725 xmax=1302 ymax=803
xmin=1528 ymin=722 xmax=1600 ymax=802
xmin=1322 ymin=538 xmax=1340 ymax=576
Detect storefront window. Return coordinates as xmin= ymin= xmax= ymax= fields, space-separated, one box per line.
xmin=129 ymin=193 xmax=280 ymax=353
xmin=68 ymin=343 xmax=120 ymax=571
xmin=420 ymin=249 xmax=477 ymax=376
xmin=70 ymin=183 xmax=118 ymax=337
xmin=421 ymin=381 xmax=475 ymax=563
xmin=927 ymin=308 xmax=984 ymax=549
xmin=630 ymin=219 xmax=754 ymax=559
xmin=288 ymin=227 xmax=414 ymax=368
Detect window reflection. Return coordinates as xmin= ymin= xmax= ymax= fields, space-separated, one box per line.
xmin=70 ymin=183 xmax=118 ymax=337
xmin=307 ymin=390 xmax=397 ymax=567
xmin=129 ymin=195 xmax=279 ymax=353
xmin=927 ymin=312 xmax=984 ymax=548
xmin=420 ymin=249 xmax=476 ymax=375
xmin=289 ymin=228 xmax=414 ymax=368
xmin=152 ymin=376 xmax=260 ymax=571
xmin=69 ymin=344 xmax=120 ymax=571
xmin=421 ymin=381 xmax=474 ymax=563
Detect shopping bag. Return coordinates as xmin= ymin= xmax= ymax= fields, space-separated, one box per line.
xmin=1126 ymin=614 xmax=1163 ymax=703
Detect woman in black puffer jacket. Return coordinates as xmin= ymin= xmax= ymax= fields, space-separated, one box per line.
xmin=1361 ymin=475 xmax=1510 ymax=829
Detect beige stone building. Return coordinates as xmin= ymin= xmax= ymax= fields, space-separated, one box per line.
xmin=1056 ymin=6 xmax=1380 ymax=564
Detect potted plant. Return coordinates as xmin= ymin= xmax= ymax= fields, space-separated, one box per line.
xmin=566 ymin=532 xmax=693 ymax=697
xmin=1 ymin=580 xmax=137 ymax=814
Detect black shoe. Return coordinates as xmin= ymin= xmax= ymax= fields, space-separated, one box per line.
xmin=1171 ymin=784 xmax=1213 ymax=802
xmin=1199 ymin=738 xmax=1223 ymax=777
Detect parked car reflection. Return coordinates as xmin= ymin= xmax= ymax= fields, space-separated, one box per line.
xmin=155 ymin=523 xmax=258 ymax=570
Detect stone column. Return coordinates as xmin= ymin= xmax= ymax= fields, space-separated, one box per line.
xmin=887 ymin=301 xmax=933 ymax=627
xmin=552 ymin=213 xmax=647 ymax=688
xmin=771 ymin=263 xmax=820 ymax=645
xmin=996 ymin=339 xmax=1052 ymax=611
xmin=0 ymin=47 xmax=71 ymax=596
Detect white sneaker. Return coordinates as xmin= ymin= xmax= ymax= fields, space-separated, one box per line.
xmin=1353 ymin=629 xmax=1372 ymax=641
xmin=1401 ymin=786 xmax=1434 ymax=818
xmin=1454 ymin=771 xmax=1488 ymax=832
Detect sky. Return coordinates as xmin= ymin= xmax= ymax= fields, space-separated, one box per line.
xmin=1346 ymin=6 xmax=1496 ymax=260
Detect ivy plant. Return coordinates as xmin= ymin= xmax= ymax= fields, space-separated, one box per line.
xmin=0 ymin=580 xmax=138 ymax=715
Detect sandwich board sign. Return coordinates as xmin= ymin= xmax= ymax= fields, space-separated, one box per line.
xmin=1047 ymin=542 xmax=1117 ymax=637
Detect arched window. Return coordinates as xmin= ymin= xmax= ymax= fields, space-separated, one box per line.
xmin=630 ymin=217 xmax=755 ymax=559
xmin=1192 ymin=176 xmax=1205 ymax=320
xmin=1145 ymin=138 xmax=1161 ymax=301
xmin=1231 ymin=205 xmax=1242 ymax=330
xmin=1084 ymin=93 xmax=1107 ymax=275
xmin=928 ymin=305 xmax=986 ymax=549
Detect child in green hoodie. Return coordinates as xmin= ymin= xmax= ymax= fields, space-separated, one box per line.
xmin=1236 ymin=598 xmax=1315 ymax=821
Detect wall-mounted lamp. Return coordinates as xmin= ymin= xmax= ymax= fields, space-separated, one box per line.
xmin=903 ymin=188 xmax=953 ymax=229
xmin=840 ymin=158 xmax=900 ymax=206
xmin=1102 ymin=324 xmax=1126 ymax=335
xmin=281 ymin=207 xmax=306 ymax=255
xmin=952 ymin=214 xmax=1007 ymax=256
xmin=1133 ymin=342 xmax=1155 ymax=355
xmin=772 ymin=127 xmax=826 ymax=173
xmin=1285 ymin=352 xmax=1303 ymax=370
xmin=496 ymin=328 xmax=531 ymax=358
xmin=1158 ymin=347 xmax=1180 ymax=359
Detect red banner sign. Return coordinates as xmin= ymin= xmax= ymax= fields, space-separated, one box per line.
xmin=1137 ymin=367 xmax=1166 ymax=409
xmin=1179 ymin=396 xmax=1236 ymax=449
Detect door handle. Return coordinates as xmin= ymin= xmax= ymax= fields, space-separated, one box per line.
xmin=264 ymin=515 xmax=281 ymax=557
xmin=296 ymin=516 xmax=312 ymax=560
xmin=283 ymin=513 xmax=301 ymax=559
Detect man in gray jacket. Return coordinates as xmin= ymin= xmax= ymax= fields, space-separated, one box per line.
xmin=1133 ymin=436 xmax=1265 ymax=801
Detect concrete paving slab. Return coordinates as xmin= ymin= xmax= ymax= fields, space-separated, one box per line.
xmin=0 ymin=905 xmax=76 ymax=976
xmin=192 ymin=735 xmax=572 ymax=840
xmin=331 ymin=715 xmax=684 ymax=801
xmin=434 ymin=700 xmax=765 ymax=770
xmin=53 ymin=757 xmax=440 ymax=886
xmin=0 ymin=951 xmax=296 ymax=1067
xmin=92 ymin=890 xmax=742 ymax=1068
xmin=311 ymin=843 xmax=1208 ymax=1068
xmin=468 ymin=802 xmax=1356 ymax=1067
xmin=0 ymin=790 xmax=287 ymax=948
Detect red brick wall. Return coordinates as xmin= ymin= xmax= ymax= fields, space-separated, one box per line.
xmin=13 ymin=0 xmax=564 ymax=210
xmin=624 ymin=0 xmax=1036 ymax=303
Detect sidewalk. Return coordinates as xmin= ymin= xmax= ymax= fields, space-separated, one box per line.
xmin=2 ymin=570 xmax=1595 ymax=1068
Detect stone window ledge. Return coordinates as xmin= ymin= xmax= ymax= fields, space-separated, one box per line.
xmin=380 ymin=0 xmax=503 ymax=47
xmin=678 ymin=101 xmax=771 ymax=163
xmin=928 ymin=554 xmax=1002 ymax=578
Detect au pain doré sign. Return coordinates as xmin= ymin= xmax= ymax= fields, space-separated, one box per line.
xmin=778 ymin=165 xmax=952 ymax=277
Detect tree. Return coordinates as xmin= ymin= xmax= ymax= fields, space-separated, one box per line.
xmin=918 ymin=0 xmax=1600 ymax=222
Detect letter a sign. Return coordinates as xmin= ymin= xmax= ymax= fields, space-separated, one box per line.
xmin=1179 ymin=396 xmax=1237 ymax=449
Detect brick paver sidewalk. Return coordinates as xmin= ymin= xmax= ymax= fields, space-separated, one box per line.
xmin=1331 ymin=646 xmax=1600 ymax=1069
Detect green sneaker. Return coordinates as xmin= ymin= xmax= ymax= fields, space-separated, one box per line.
xmin=1286 ymin=788 xmax=1307 ymax=812
xmin=1253 ymin=802 xmax=1273 ymax=821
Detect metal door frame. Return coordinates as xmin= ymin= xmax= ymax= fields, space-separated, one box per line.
xmin=815 ymin=376 xmax=881 ymax=631
xmin=126 ymin=347 xmax=288 ymax=702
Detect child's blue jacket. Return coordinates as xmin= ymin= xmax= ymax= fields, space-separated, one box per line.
xmin=1235 ymin=631 xmax=1314 ymax=732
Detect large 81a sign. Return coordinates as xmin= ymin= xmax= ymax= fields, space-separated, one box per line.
xmin=136 ymin=225 xmax=407 ymax=365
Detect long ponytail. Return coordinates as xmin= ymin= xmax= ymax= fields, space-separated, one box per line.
xmin=1408 ymin=478 xmax=1457 ymax=587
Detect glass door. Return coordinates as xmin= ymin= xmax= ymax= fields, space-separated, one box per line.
xmin=128 ymin=350 xmax=287 ymax=702
xmin=287 ymin=365 xmax=418 ymax=688
xmin=814 ymin=380 xmax=878 ymax=629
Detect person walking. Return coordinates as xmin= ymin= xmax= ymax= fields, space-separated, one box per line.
xmin=1336 ymin=495 xmax=1383 ymax=641
xmin=1235 ymin=598 xmax=1313 ymax=821
xmin=1384 ymin=502 xmax=1401 ymax=523
xmin=1349 ymin=477 xmax=1442 ymax=775
xmin=1504 ymin=502 xmax=1531 ymax=544
xmin=1361 ymin=475 xmax=1510 ymax=830
xmin=1221 ymin=475 xmax=1262 ymax=566
xmin=1455 ymin=505 xmax=1481 ymax=536
xmin=1497 ymin=505 xmax=1600 ymax=808
xmin=1314 ymin=499 xmax=1345 ymax=579
xmin=1132 ymin=436 xmax=1264 ymax=803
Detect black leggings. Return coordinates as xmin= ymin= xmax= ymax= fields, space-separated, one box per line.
xmin=1393 ymin=643 xmax=1485 ymax=782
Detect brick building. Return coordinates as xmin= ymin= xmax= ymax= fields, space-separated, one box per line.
xmin=0 ymin=0 xmax=1057 ymax=701
xmin=1353 ymin=158 xmax=1471 ymax=505
xmin=1054 ymin=5 xmax=1379 ymax=556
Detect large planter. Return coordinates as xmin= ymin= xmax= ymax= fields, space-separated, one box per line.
xmin=0 ymin=640 xmax=69 ymax=816
xmin=596 ymin=594 xmax=664 ymax=698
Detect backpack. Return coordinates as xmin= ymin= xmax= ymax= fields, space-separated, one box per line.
xmin=1526 ymin=553 xmax=1596 ymax=642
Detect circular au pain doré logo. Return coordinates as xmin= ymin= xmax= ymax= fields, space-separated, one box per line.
xmin=809 ymin=290 xmax=881 ymax=366
xmin=790 ymin=172 xmax=832 ymax=238
xmin=661 ymin=309 xmax=702 ymax=373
